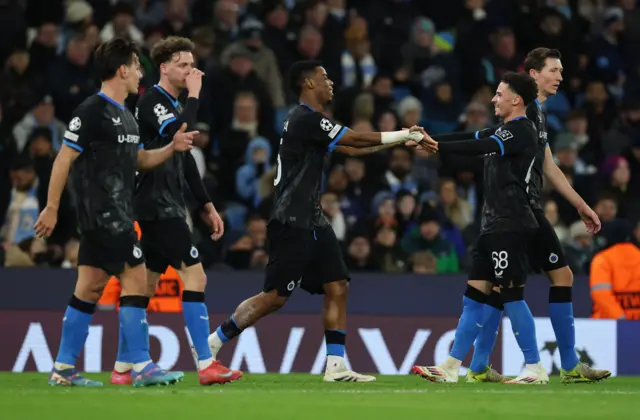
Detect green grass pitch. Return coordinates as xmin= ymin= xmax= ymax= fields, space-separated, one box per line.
xmin=1 ymin=373 xmax=639 ymax=419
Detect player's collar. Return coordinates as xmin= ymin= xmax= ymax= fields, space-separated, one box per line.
xmin=511 ymin=116 xmax=526 ymax=121
xmin=299 ymin=102 xmax=314 ymax=111
xmin=97 ymin=92 xmax=125 ymax=110
xmin=154 ymin=84 xmax=180 ymax=108
xmin=535 ymin=98 xmax=542 ymax=110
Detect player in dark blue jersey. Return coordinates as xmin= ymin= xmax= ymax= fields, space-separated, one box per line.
xmin=412 ymin=72 xmax=552 ymax=384
xmin=108 ymin=36 xmax=239 ymax=386
xmin=207 ymin=60 xmax=423 ymax=382
xmin=413 ymin=51 xmax=609 ymax=384
xmin=463 ymin=48 xmax=609 ymax=384
xmin=34 ymin=38 xmax=196 ymax=387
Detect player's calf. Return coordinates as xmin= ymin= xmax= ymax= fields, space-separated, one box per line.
xmin=547 ymin=266 xmax=581 ymax=373
xmin=321 ymin=281 xmax=375 ymax=382
xmin=209 ymin=291 xmax=286 ymax=357
xmin=50 ymin=267 xmax=110 ymax=387
xmin=469 ymin=289 xmax=504 ymax=375
xmin=501 ymin=286 xmax=548 ymax=385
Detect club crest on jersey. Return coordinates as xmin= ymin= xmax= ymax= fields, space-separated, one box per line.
xmin=320 ymin=118 xmax=334 ymax=132
xmin=153 ymin=103 xmax=168 ymax=117
xmin=69 ymin=117 xmax=81 ymax=132
xmin=495 ymin=128 xmax=513 ymax=141
xmin=549 ymin=253 xmax=559 ymax=264
xmin=190 ymin=246 xmax=199 ymax=259
xmin=133 ymin=245 xmax=143 ymax=259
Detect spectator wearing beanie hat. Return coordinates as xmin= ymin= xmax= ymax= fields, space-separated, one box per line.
xmin=400 ymin=204 xmax=459 ymax=274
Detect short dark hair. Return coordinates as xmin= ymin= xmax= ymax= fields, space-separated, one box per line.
xmin=287 ymin=60 xmax=322 ymax=96
xmin=524 ymin=48 xmax=562 ymax=73
xmin=94 ymin=38 xmax=140 ymax=82
xmin=501 ymin=72 xmax=538 ymax=106
xmin=150 ymin=36 xmax=195 ymax=67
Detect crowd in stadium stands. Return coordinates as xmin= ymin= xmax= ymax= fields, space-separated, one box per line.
xmin=1 ymin=0 xmax=639 ymax=275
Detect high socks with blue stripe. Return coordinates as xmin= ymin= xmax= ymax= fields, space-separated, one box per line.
xmin=54 ymin=295 xmax=96 ymax=370
xmin=119 ymin=295 xmax=153 ymax=372
xmin=503 ymin=288 xmax=540 ymax=368
xmin=325 ymin=329 xmax=346 ymax=372
xmin=443 ymin=285 xmax=487 ymax=370
xmin=182 ymin=291 xmax=214 ymax=370
xmin=549 ymin=286 xmax=579 ymax=371
xmin=469 ymin=290 xmax=504 ymax=373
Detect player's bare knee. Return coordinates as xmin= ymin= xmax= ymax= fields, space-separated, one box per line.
xmin=549 ymin=266 xmax=573 ymax=287
xmin=74 ymin=288 xmax=101 ymax=303
xmin=324 ymin=279 xmax=349 ymax=299
xmin=184 ymin=272 xmax=207 ymax=291
xmin=120 ymin=265 xmax=148 ymax=296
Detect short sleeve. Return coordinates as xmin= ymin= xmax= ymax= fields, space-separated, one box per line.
xmin=62 ymin=106 xmax=95 ymax=153
xmin=302 ymin=112 xmax=348 ymax=152
xmin=137 ymin=93 xmax=177 ymax=138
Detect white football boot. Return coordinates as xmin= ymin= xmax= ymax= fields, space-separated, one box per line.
xmin=504 ymin=362 xmax=549 ymax=385
xmin=323 ymin=356 xmax=376 ymax=382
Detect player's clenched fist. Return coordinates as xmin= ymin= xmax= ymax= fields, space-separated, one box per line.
xmin=34 ymin=206 xmax=58 ymax=239
xmin=172 ymin=123 xmax=198 ymax=152
xmin=185 ymin=68 xmax=204 ymax=96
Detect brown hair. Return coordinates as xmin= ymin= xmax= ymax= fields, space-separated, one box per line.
xmin=524 ymin=47 xmax=562 ymax=73
xmin=150 ymin=36 xmax=195 ymax=67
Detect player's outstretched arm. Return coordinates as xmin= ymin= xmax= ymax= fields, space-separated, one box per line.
xmin=336 ymin=127 xmax=424 ymax=148
xmin=431 ymin=128 xmax=494 ymax=142
xmin=432 ymin=137 xmax=506 ymax=156
xmin=137 ymin=123 xmax=197 ymax=171
xmin=34 ymin=144 xmax=79 ymax=238
xmin=334 ymin=142 xmax=404 ymax=156
xmin=543 ymin=145 xmax=601 ymax=233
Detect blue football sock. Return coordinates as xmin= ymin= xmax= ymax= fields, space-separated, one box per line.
xmin=182 ymin=291 xmax=212 ymax=361
xmin=469 ymin=304 xmax=503 ymax=372
xmin=55 ymin=296 xmax=96 ymax=366
xmin=504 ymin=300 xmax=540 ymax=365
xmin=450 ymin=289 xmax=487 ymax=361
xmin=119 ymin=296 xmax=151 ymax=364
xmin=116 ymin=320 xmax=131 ymax=364
xmin=549 ymin=286 xmax=579 ymax=370
xmin=325 ymin=330 xmax=346 ymax=357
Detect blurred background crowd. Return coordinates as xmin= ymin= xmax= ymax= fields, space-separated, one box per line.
xmin=1 ymin=0 xmax=639 ymax=276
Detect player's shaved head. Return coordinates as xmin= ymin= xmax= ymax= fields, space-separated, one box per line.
xmin=151 ymin=36 xmax=195 ymax=67
xmin=501 ymin=72 xmax=538 ymax=106
xmin=288 ymin=60 xmax=322 ymax=96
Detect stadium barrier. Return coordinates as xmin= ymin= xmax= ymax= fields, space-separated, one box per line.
xmin=0 ymin=268 xmax=594 ymax=316
xmin=1 ymin=268 xmax=631 ymax=375
xmin=0 ymin=312 xmax=632 ymax=375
